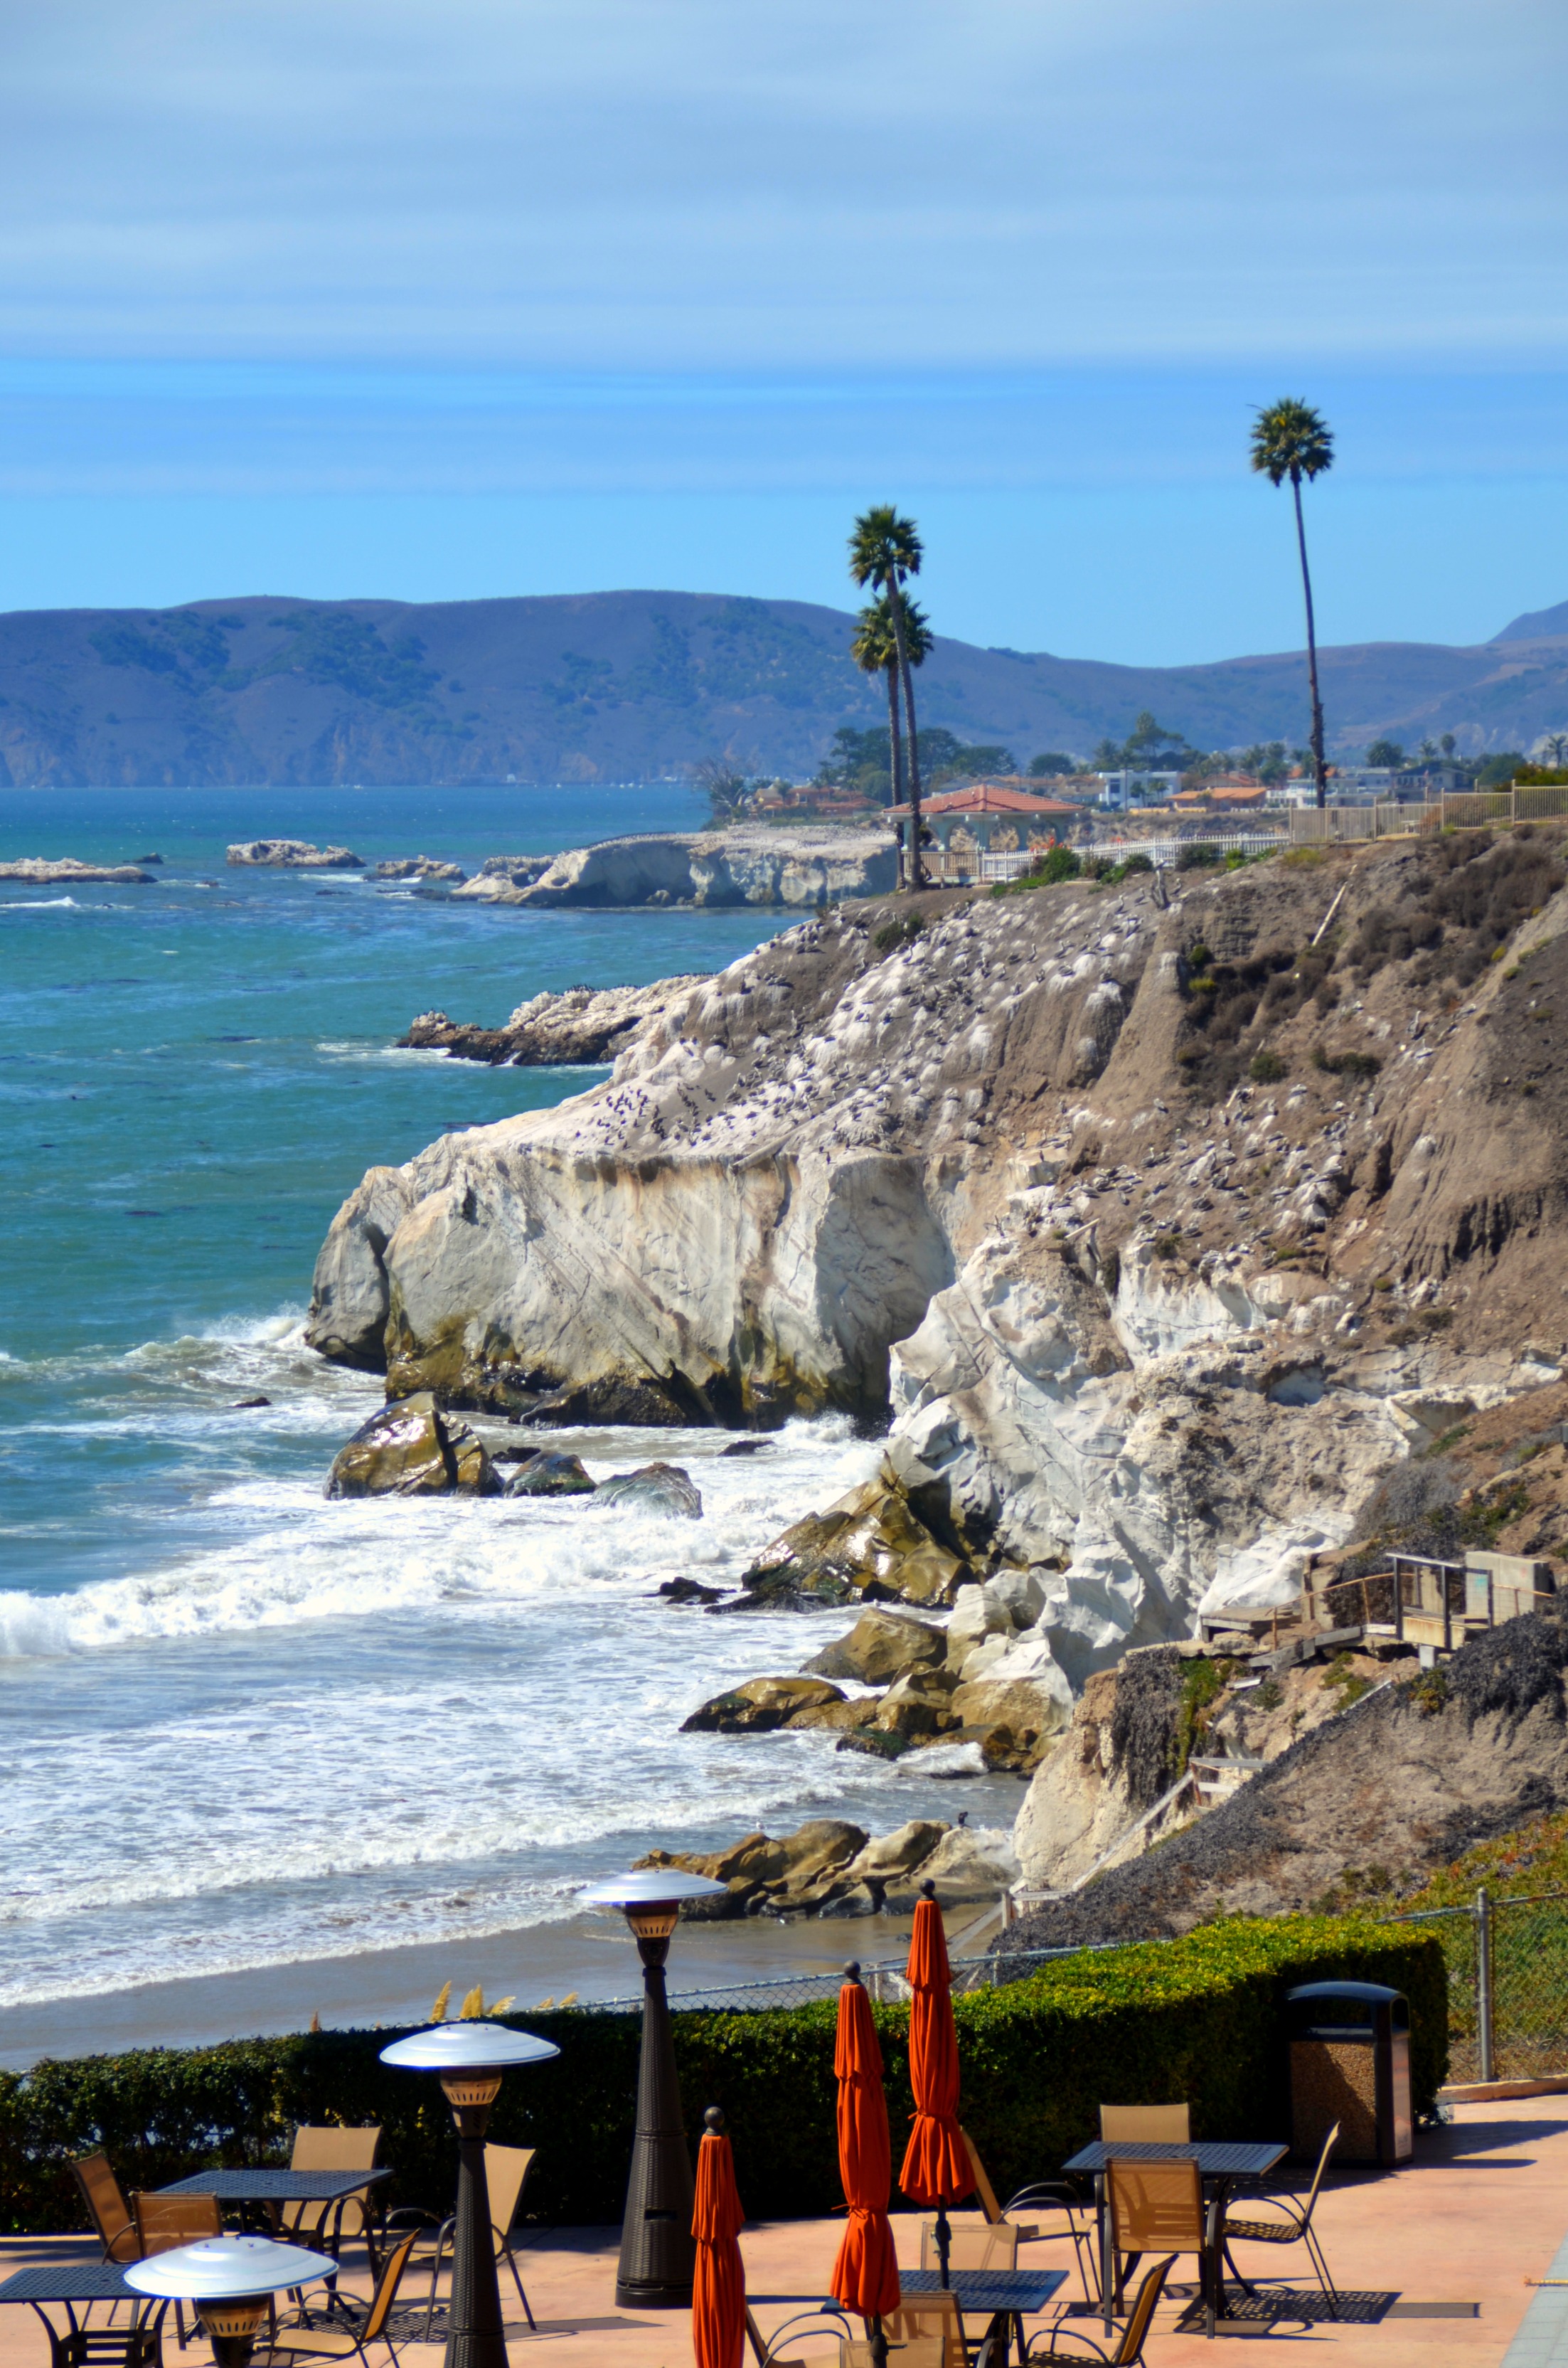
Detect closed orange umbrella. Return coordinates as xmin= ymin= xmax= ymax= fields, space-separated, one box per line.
xmin=691 ymin=2106 xmax=746 ymax=2368
xmin=829 ymin=1962 xmax=902 ymax=2339
xmin=898 ymin=1881 xmax=975 ymax=2285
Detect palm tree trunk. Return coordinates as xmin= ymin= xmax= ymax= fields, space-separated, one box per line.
xmin=885 ymin=658 xmax=905 ymax=887
xmin=1292 ymin=470 xmax=1328 ymax=809
xmin=885 ymin=578 xmax=924 ymax=886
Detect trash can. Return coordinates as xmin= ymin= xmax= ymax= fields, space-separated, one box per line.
xmin=1286 ymin=1981 xmax=1412 ymax=2167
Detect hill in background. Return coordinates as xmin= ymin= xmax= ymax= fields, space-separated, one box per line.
xmin=1 ymin=587 xmax=1566 ymax=787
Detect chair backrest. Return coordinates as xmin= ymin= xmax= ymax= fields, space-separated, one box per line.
xmin=483 ymin=2143 xmax=535 ymax=2240
xmin=919 ymin=2218 xmax=1018 ymax=2273
xmin=289 ymin=2125 xmax=381 ymax=2172
xmin=1300 ymin=2120 xmax=1340 ymax=2226
xmin=885 ymin=2295 xmax=965 ymax=2368
xmin=959 ymin=2129 xmax=1004 ymax=2225
xmin=360 ymin=2229 xmax=422 ymax=2343
xmin=1106 ymin=2160 xmax=1204 ymax=2256
xmin=132 ymin=2194 xmax=223 ymax=2256
xmin=73 ymin=2154 xmax=138 ymax=2262
xmin=1099 ymin=2103 xmax=1190 ymax=2143
xmin=1112 ymin=2255 xmax=1176 ymax=2366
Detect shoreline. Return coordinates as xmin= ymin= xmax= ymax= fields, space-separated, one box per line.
xmin=0 ymin=1907 xmax=954 ymax=2071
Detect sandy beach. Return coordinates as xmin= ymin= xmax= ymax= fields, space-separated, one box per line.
xmin=0 ymin=1906 xmax=959 ymax=2069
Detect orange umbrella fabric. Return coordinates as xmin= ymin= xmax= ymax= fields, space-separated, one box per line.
xmin=898 ymin=1891 xmax=975 ymax=2207
xmin=829 ymin=1972 xmax=902 ymax=2320
xmin=691 ymin=2108 xmax=747 ymax=2368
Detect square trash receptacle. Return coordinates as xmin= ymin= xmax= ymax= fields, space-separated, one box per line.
xmin=1286 ymin=1981 xmax=1412 ymax=2166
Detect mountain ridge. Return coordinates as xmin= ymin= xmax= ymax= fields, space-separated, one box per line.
xmin=1 ymin=586 xmax=1565 ymax=787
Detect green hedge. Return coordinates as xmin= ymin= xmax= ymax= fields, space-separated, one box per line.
xmin=0 ymin=1918 xmax=1444 ymax=2235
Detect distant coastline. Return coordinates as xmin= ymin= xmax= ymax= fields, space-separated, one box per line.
xmin=3 ymin=586 xmax=1565 ymax=790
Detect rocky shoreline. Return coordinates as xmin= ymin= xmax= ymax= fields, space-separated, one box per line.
xmin=309 ymin=827 xmax=1568 ymax=1902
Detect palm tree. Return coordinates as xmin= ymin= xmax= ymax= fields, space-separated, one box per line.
xmin=851 ymin=595 xmax=932 ymax=817
xmin=1250 ymin=399 xmax=1335 ymax=807
xmin=849 ymin=506 xmax=927 ymax=883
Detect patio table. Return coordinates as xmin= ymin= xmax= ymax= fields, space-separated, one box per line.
xmin=1061 ymin=2138 xmax=1288 ymax=2330
xmin=156 ymin=2172 xmax=393 ymax=2266
xmin=748 ymin=2264 xmax=1068 ymax=2366
xmin=0 ymin=2262 xmax=170 ymax=2368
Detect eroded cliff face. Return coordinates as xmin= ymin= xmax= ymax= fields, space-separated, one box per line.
xmin=309 ymin=829 xmax=1568 ymax=1670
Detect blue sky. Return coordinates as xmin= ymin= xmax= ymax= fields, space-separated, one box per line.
xmin=1 ymin=0 xmax=1564 ymax=662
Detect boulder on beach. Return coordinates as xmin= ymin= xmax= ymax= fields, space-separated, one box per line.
xmin=637 ymin=1818 xmax=871 ymax=1918
xmin=504 ymin=1450 xmax=595 ymax=1497
xmin=802 ymin=1608 xmax=946 ymax=1684
xmin=741 ymin=1479 xmax=964 ymax=1609
xmin=681 ymin=1675 xmax=847 ymax=1733
xmin=324 ymin=1391 xmax=502 ymax=1498
xmin=882 ymin=1824 xmax=1020 ymax=1912
xmin=597 ymin=1462 xmax=703 ymax=1518
xmin=227 ymin=839 xmax=363 ymax=869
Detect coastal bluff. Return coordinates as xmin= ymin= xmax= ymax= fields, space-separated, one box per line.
xmin=309 ymin=827 xmax=1568 ymax=1693
xmin=452 ymin=826 xmax=896 ymax=909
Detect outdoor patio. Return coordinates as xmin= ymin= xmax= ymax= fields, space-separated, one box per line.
xmin=2 ymin=2096 xmax=1565 ymax=2368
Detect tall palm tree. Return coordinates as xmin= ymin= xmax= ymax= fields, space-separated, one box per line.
xmin=849 ymin=506 xmax=927 ymax=883
xmin=851 ymin=595 xmax=932 ymax=816
xmin=1250 ymin=399 xmax=1335 ymax=808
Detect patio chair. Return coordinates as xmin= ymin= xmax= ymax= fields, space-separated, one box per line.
xmin=278 ymin=2127 xmax=383 ymax=2266
xmin=1022 ymin=2258 xmax=1174 ymax=2366
xmin=1220 ymin=2120 xmax=1339 ymax=2313
xmin=919 ymin=2219 xmax=1018 ymax=2273
xmin=1106 ymin=2160 xmax=1217 ymax=2342
xmin=841 ymin=2344 xmax=944 ymax=2367
xmin=744 ymin=2302 xmax=851 ymax=2364
xmin=73 ymin=2154 xmax=141 ymax=2266
xmin=57 ymin=2325 xmax=164 ymax=2368
xmin=132 ymin=2195 xmax=223 ymax=2256
xmin=385 ymin=2142 xmax=537 ymax=2335
xmin=132 ymin=2196 xmax=223 ymax=2354
xmin=1098 ymin=2106 xmax=1190 ymax=2144
xmin=961 ymin=2128 xmax=1097 ymax=2303
xmin=880 ymin=2293 xmax=966 ymax=2368
xmin=262 ymin=2228 xmax=420 ymax=2368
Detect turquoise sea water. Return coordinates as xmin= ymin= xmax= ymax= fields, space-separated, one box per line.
xmin=0 ymin=788 xmax=1008 ymax=2031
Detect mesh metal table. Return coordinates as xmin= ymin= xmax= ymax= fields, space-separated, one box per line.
xmin=0 ymin=2261 xmax=169 ymax=2368
xmin=748 ymin=2266 xmax=1067 ymax=2367
xmin=157 ymin=2170 xmax=393 ymax=2259
xmin=1062 ymin=2138 xmax=1288 ymax=2330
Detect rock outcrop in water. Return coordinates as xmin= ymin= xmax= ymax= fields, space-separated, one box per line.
xmin=310 ymin=829 xmax=1568 ymax=1703
xmin=373 ymin=857 xmax=466 ymax=883
xmin=401 ymin=977 xmax=705 ymax=1066
xmin=228 ymin=839 xmax=363 ymax=869
xmin=449 ymin=827 xmax=895 ymax=910
xmin=639 ymin=1814 xmax=1019 ymax=1918
xmin=0 ymin=858 xmax=155 ymax=883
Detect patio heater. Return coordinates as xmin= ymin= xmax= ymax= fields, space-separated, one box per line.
xmin=125 ymin=2235 xmax=338 ymax=2368
xmin=582 ymin=1867 xmax=728 ymax=2308
xmin=380 ymin=2019 xmax=560 ymax=2368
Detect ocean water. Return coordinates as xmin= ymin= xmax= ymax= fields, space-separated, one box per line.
xmin=0 ymin=787 xmax=1010 ymax=2028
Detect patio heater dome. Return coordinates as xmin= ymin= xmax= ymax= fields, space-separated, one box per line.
xmin=581 ymin=1868 xmax=728 ymax=1939
xmin=380 ymin=2019 xmax=559 ymax=2103
xmin=124 ymin=2236 xmax=338 ymax=2302
xmin=125 ymin=2236 xmax=339 ymax=2368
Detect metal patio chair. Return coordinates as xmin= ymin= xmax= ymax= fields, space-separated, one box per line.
xmin=1023 ymin=2258 xmax=1175 ymax=2366
xmin=1220 ymin=2119 xmax=1340 ymax=2313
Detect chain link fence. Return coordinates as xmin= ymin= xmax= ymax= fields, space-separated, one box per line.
xmin=576 ymin=1941 xmax=1128 ymax=2017
xmin=1387 ymin=1891 xmax=1568 ymax=2083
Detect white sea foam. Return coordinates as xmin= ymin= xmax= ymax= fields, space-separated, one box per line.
xmin=0 ymin=1366 xmax=989 ymax=2012
xmin=0 ymin=896 xmax=78 ymax=911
